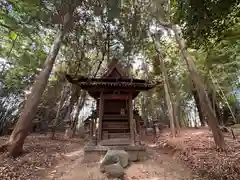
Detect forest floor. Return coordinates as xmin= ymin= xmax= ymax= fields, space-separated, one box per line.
xmin=0 ymin=133 xmax=84 ymax=180
xmin=47 ymin=142 xmax=195 ymax=180
xmin=0 ymin=127 xmax=240 ymax=180
xmin=156 ymin=127 xmax=240 ymax=180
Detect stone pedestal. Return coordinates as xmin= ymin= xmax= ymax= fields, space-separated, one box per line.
xmin=82 ymin=145 xmax=147 ymax=163
xmin=88 ymin=135 xmax=97 ymax=146
xmin=135 ymin=134 xmax=141 ymax=145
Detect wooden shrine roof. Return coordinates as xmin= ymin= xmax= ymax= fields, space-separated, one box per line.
xmin=66 ymin=59 xmax=162 ymax=98
xmin=66 ymin=75 xmax=156 ymax=90
xmin=102 ymin=59 xmax=128 ymax=78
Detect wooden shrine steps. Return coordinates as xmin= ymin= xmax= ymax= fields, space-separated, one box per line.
xmin=99 ymin=138 xmax=131 ymax=146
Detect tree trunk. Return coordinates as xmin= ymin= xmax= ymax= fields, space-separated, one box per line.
xmin=223 ymin=106 xmax=230 ymax=125
xmin=141 ymin=60 xmax=151 ymax=130
xmin=209 ymin=71 xmax=237 ymax=125
xmin=160 ymin=100 xmax=169 ymax=126
xmin=0 ymin=13 xmax=74 ymax=157
xmin=41 ymin=108 xmax=50 ymax=135
xmin=192 ymin=90 xmax=205 ymax=126
xmin=208 ymin=92 xmax=223 ymax=125
xmin=66 ymin=85 xmax=80 ymax=125
xmin=174 ymin=97 xmax=181 ymax=129
xmin=51 ymin=85 xmax=67 ymax=139
xmin=140 ymin=96 xmax=148 ymax=130
xmin=172 ymin=25 xmax=225 ymax=149
xmin=62 ymin=85 xmax=80 ymax=138
xmin=158 ymin=54 xmax=176 ymax=137
xmin=152 ymin=34 xmax=177 ymax=136
xmin=172 ymin=80 xmax=181 ymax=131
xmin=215 ymin=101 xmax=223 ymax=125
xmin=71 ymin=91 xmax=87 ymax=137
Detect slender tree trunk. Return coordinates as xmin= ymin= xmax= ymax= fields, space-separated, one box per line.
xmin=171 ymin=79 xmax=181 ymax=130
xmin=210 ymin=71 xmax=237 ymax=124
xmin=63 ymin=85 xmax=80 ymax=138
xmin=51 ymin=85 xmax=67 ymax=139
xmin=67 ymin=86 xmax=79 ymax=124
xmin=208 ymin=92 xmax=222 ymax=125
xmin=173 ymin=90 xmax=181 ymax=133
xmin=213 ymin=98 xmax=223 ymax=125
xmin=140 ymin=96 xmax=148 ymax=129
xmin=0 ymin=12 xmax=74 ymax=157
xmin=174 ymin=96 xmax=181 ymax=129
xmin=192 ymin=90 xmax=205 ymax=126
xmin=152 ymin=34 xmax=178 ymax=136
xmin=223 ymin=106 xmax=232 ymax=125
xmin=71 ymin=91 xmax=86 ymax=137
xmin=160 ymin=100 xmax=169 ymax=126
xmin=63 ymin=102 xmax=75 ymax=138
xmin=172 ymin=25 xmax=225 ymax=149
xmin=41 ymin=108 xmax=50 ymax=135
xmin=158 ymin=54 xmax=176 ymax=137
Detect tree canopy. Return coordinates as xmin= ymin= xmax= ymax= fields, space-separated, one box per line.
xmin=0 ymin=0 xmax=239 ymax=139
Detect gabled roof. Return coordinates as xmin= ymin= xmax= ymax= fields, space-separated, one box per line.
xmin=102 ymin=59 xmax=128 ymax=79
xmin=65 ymin=59 xmax=162 ymax=99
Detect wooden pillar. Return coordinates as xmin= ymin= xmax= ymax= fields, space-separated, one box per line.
xmin=98 ymin=92 xmax=104 ymax=142
xmin=136 ymin=117 xmax=140 ymax=134
xmin=96 ymin=99 xmax=99 ymax=116
xmin=129 ymin=93 xmax=135 ymax=145
xmin=89 ymin=120 xmax=93 ymax=141
xmin=93 ymin=118 xmax=96 ymax=136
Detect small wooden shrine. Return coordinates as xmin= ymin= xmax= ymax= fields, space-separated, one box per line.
xmin=83 ymin=108 xmax=145 ymax=141
xmin=66 ymin=59 xmax=158 ymax=147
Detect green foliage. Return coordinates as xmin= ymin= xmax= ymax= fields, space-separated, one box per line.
xmin=227 ymin=93 xmax=238 ymax=107
xmin=8 ymin=31 xmax=17 ymax=40
xmin=172 ymin=0 xmax=240 ymax=48
xmin=0 ymin=0 xmax=239 ymax=128
xmin=107 ymin=0 xmax=121 ymax=20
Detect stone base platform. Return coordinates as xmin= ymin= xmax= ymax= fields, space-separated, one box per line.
xmin=82 ymin=145 xmax=148 ymax=163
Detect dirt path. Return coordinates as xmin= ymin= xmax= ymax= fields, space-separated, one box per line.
xmin=46 ymin=143 xmax=197 ymax=180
